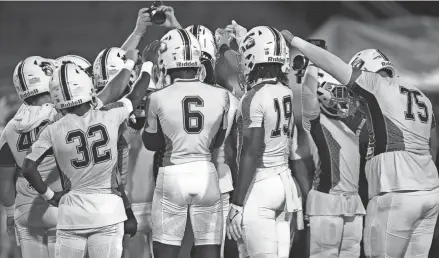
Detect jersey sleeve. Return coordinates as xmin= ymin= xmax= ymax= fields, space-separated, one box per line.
xmin=0 ymin=129 xmax=16 ymax=167
xmin=350 ymin=69 xmax=382 ymax=95
xmin=26 ymin=126 xmax=53 ymax=163
xmin=144 ymin=93 xmax=159 ymax=134
xmin=241 ymin=91 xmax=264 ymax=128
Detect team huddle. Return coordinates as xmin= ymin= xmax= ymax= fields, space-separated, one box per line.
xmin=0 ymin=4 xmax=438 ymax=258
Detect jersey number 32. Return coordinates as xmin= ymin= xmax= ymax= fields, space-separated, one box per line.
xmin=66 ymin=124 xmax=111 ymax=169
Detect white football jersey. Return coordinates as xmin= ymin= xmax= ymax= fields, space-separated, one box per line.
xmin=26 ymin=98 xmax=133 ymax=229
xmin=144 ymin=78 xmax=230 ymax=166
xmin=212 ymin=89 xmax=239 ymax=193
xmin=237 ymin=79 xmax=294 ymax=169
xmin=0 ymin=104 xmax=61 ymax=209
xmin=350 ymin=70 xmax=439 ymax=197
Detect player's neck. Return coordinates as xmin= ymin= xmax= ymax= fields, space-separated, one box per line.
xmin=26 ymin=94 xmax=52 ymax=106
xmin=67 ymin=103 xmax=91 ymax=117
xmin=169 ymin=69 xmax=198 ymax=83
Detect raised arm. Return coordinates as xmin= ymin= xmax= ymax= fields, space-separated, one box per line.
xmin=301 ymin=64 xmax=320 ymax=127
xmin=121 ymin=8 xmax=152 ymax=51
xmin=281 ymin=31 xmax=353 ymax=87
xmin=96 ymin=50 xmax=139 ymax=105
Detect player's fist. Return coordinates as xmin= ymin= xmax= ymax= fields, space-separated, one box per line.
xmin=156 ymin=5 xmax=181 ymax=29
xmin=226 ymin=20 xmax=247 ymax=46
xmin=124 ymin=208 xmax=138 ymax=237
xmin=215 ymin=28 xmax=233 ymax=49
xmin=134 ymin=8 xmax=153 ymax=36
xmin=47 ymin=190 xmax=67 ymax=207
xmin=142 ymin=40 xmax=160 ymax=64
xmin=126 ymin=49 xmax=139 ymax=63
xmin=281 ymin=30 xmax=295 ymax=46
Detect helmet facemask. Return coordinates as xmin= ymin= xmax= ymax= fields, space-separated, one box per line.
xmin=318 ymin=81 xmax=357 ymax=118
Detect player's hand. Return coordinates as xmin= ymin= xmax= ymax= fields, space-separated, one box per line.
xmin=124 ymin=208 xmax=138 ymax=237
xmin=225 ymin=20 xmax=247 ymax=46
xmin=47 ymin=190 xmax=67 ymax=207
xmin=215 ymin=28 xmax=233 ymax=49
xmin=6 ymin=216 xmax=15 ymax=238
xmin=125 ymin=49 xmax=139 ymax=63
xmin=156 ymin=5 xmax=181 ymax=29
xmin=142 ymin=40 xmax=160 ymax=64
xmin=226 ymin=204 xmax=243 ymax=241
xmin=281 ymin=30 xmax=295 ymax=47
xmin=134 ymin=8 xmax=153 ymax=36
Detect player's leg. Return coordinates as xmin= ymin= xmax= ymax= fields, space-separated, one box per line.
xmin=55 ymin=229 xmax=87 ymax=258
xmin=152 ymin=167 xmax=189 ymax=258
xmin=308 ymin=215 xmax=343 ymax=258
xmin=47 ymin=229 xmax=57 ymax=258
xmin=404 ymin=189 xmax=439 ymax=257
xmin=364 ymin=192 xmax=419 ymax=258
xmin=87 ymin=223 xmax=124 ymax=258
xmin=124 ymin=203 xmax=153 ymax=258
xmin=15 ymin=222 xmax=50 ymax=258
xmin=241 ymin=176 xmax=286 ymax=258
xmin=276 ymin=212 xmax=292 ymax=258
xmin=339 ymin=215 xmax=363 ymax=258
xmin=190 ymin=163 xmax=223 ymax=258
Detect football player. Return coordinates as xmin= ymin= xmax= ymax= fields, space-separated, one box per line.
xmin=142 ymin=29 xmax=229 ymax=258
xmin=21 ymin=61 xmax=149 ymax=258
xmin=56 ymin=55 xmax=92 ymax=72
xmin=181 ymin=24 xmax=240 ymax=258
xmin=282 ymin=30 xmax=439 ymax=257
xmin=227 ymin=26 xmax=302 ymax=258
xmin=300 ymin=66 xmax=366 ymax=257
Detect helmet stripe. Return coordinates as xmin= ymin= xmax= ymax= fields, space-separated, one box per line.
xmin=17 ymin=61 xmax=28 ymax=91
xmin=376 ymin=49 xmax=389 ymax=62
xmin=177 ymin=29 xmax=191 ymax=61
xmin=100 ymin=48 xmax=111 ymax=80
xmin=267 ymin=27 xmax=281 ymax=56
xmin=191 ymin=25 xmax=200 ymax=39
xmin=60 ymin=64 xmax=72 ymax=101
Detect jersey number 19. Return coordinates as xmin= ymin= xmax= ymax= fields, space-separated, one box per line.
xmin=271 ymin=95 xmax=293 ymax=138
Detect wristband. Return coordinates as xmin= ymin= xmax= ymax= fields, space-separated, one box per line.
xmin=141 ymin=61 xmax=154 ymax=75
xmin=5 ymin=204 xmax=15 ymax=217
xmin=230 ymin=203 xmax=243 ymax=213
xmin=123 ymin=60 xmax=135 ymax=72
xmin=42 ymin=187 xmax=54 ymax=201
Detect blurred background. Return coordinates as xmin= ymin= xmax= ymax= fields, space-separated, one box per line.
xmin=1 ymin=1 xmax=439 ymax=257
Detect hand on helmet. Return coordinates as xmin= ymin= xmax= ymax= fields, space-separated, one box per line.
xmin=225 ymin=20 xmax=247 ymax=46
xmin=126 ymin=49 xmax=139 ymax=63
xmin=215 ymin=28 xmax=233 ymax=49
xmin=134 ymin=8 xmax=153 ymax=36
xmin=156 ymin=5 xmax=181 ymax=29
xmin=142 ymin=40 xmax=160 ymax=64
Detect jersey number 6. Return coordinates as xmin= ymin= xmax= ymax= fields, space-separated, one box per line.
xmin=271 ymin=95 xmax=293 ymax=138
xmin=66 ymin=124 xmax=112 ymax=169
xmin=182 ymin=96 xmax=204 ymax=134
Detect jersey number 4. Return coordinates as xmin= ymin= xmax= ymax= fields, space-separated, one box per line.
xmin=17 ymin=120 xmax=50 ymax=152
xmin=400 ymin=86 xmax=429 ymax=123
xmin=66 ymin=124 xmax=111 ymax=169
xmin=271 ymin=96 xmax=293 ymax=138
xmin=182 ymin=96 xmax=204 ymax=134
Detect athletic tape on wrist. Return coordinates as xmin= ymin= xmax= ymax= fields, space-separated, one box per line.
xmin=141 ymin=61 xmax=154 ymax=74
xmin=124 ymin=60 xmax=135 ymax=72
xmin=42 ymin=188 xmax=55 ymax=201
xmin=5 ymin=204 xmax=15 ymax=217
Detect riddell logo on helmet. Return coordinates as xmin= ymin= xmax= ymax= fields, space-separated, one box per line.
xmin=381 ymin=61 xmax=392 ymax=66
xmin=268 ymin=57 xmax=285 ymax=63
xmin=61 ymin=99 xmax=83 ymax=108
xmin=176 ymin=61 xmax=198 ymax=67
xmin=20 ymin=89 xmax=38 ymax=99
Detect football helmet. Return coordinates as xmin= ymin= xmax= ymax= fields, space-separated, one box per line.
xmin=49 ymin=63 xmax=95 ymax=110
xmin=317 ymin=70 xmax=357 ymax=118
xmin=92 ymin=47 xmax=138 ymax=92
xmin=157 ymin=29 xmax=201 ymax=86
xmin=348 ymin=49 xmax=395 ymax=78
xmin=13 ymin=56 xmax=56 ymax=101
xmin=238 ymin=26 xmax=290 ymax=79
xmin=56 ymin=55 xmax=92 ymax=73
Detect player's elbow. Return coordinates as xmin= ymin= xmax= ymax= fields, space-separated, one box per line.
xmin=21 ymin=158 xmax=37 ymax=178
xmin=142 ymin=131 xmax=164 ymax=151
